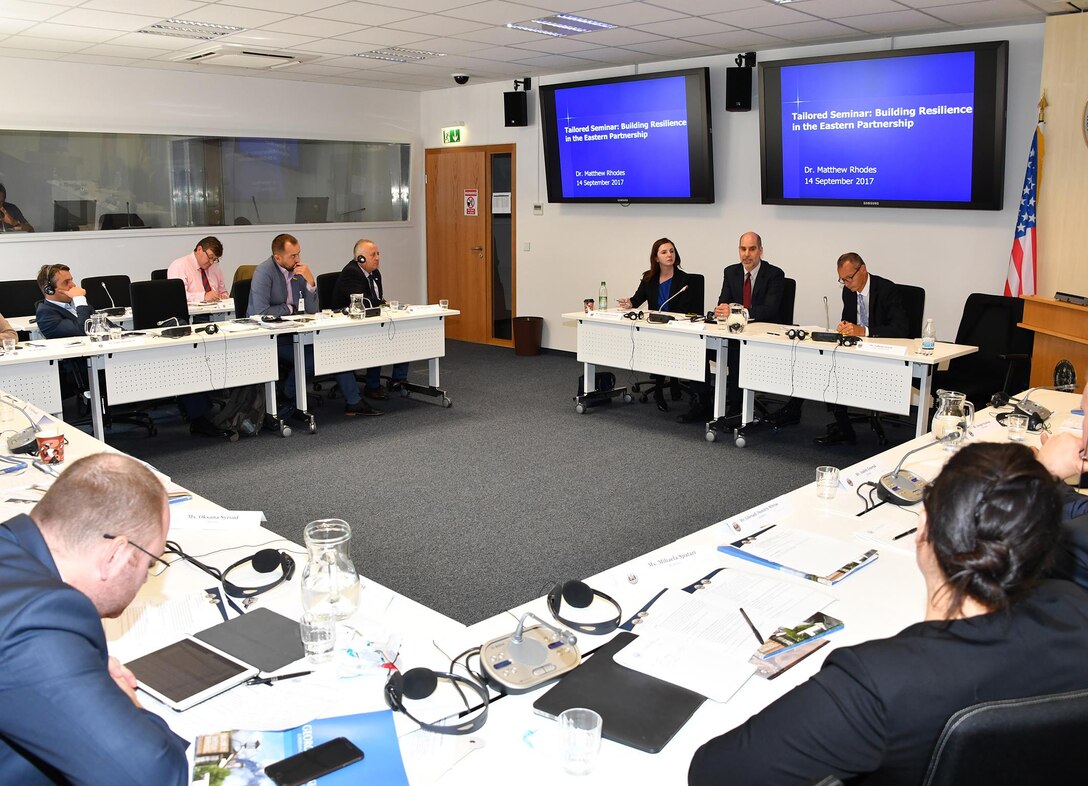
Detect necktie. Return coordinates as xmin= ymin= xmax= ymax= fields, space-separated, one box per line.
xmin=742 ymin=273 xmax=752 ymax=310
xmin=369 ymin=274 xmax=379 ymax=303
xmin=858 ymin=293 xmax=868 ymax=328
xmin=200 ymin=268 xmax=212 ymax=293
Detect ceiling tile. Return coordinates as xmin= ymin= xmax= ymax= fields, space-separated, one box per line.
xmin=442 ymin=1 xmax=553 ymax=25
xmin=81 ymin=41 xmax=176 ymax=57
xmin=364 ymin=0 xmax=476 ymax=10
xmin=840 ymin=9 xmax=951 ymax=33
xmin=579 ymin=2 xmax=688 ymax=25
xmin=22 ymin=21 xmax=122 ymax=42
xmin=926 ymin=0 xmax=1046 ymax=23
xmin=0 ymin=19 xmax=35 ymax=34
xmin=686 ymin=29 xmax=789 ymax=50
xmin=632 ymin=16 xmax=736 ymax=37
xmin=310 ymin=2 xmax=422 ymax=25
xmin=224 ymin=30 xmax=320 ymax=48
xmin=48 ymin=8 xmax=163 ymax=32
xmin=0 ymin=1 xmax=71 ymax=23
xmin=176 ymin=5 xmax=290 ymax=28
xmin=451 ymin=26 xmax=553 ymax=45
xmin=333 ymin=27 xmax=431 ymax=45
xmin=59 ymin=53 xmax=139 ymax=66
xmin=753 ymin=18 xmax=863 ymax=41
xmin=219 ymin=0 xmax=341 ymax=12
xmin=706 ymin=4 xmax=816 ymax=28
xmin=509 ymin=37 xmax=607 ymax=53
xmin=565 ymin=45 xmax=656 ymax=63
xmin=0 ymin=46 xmax=60 ymax=59
xmin=0 ymin=33 xmax=88 ymax=51
xmin=616 ymin=38 xmax=719 ymax=57
xmin=508 ymin=52 xmax=603 ymax=68
xmin=79 ymin=0 xmax=205 ymax=17
xmin=259 ymin=17 xmax=363 ymax=37
xmin=648 ymin=0 xmax=765 ymax=13
xmin=112 ymin=30 xmax=210 ymax=49
xmin=385 ymin=14 xmax=491 ymax=35
xmin=292 ymin=37 xmax=373 ymax=55
xmin=793 ymin=0 xmax=907 ymax=19
xmin=408 ymin=35 xmax=492 ymax=53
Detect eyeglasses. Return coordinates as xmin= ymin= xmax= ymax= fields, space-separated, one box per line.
xmin=103 ymin=533 xmax=170 ymax=575
xmin=837 ymin=265 xmax=864 ymax=285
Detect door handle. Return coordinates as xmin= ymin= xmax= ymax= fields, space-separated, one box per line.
xmin=470 ymin=245 xmax=483 ymax=258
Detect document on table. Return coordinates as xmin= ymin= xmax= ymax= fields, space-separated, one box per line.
xmin=103 ymin=591 xmax=224 ymax=662
xmin=719 ymin=525 xmax=879 ymax=585
xmin=612 ymin=570 xmax=832 ymax=702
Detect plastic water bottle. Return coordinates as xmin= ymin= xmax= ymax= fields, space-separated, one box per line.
xmin=921 ymin=318 xmax=936 ymax=355
xmin=598 ymin=281 xmax=608 ymax=310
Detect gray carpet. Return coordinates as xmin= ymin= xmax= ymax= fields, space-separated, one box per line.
xmin=121 ymin=341 xmax=910 ymax=624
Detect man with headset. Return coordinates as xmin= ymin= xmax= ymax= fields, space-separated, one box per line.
xmin=0 ymin=452 xmax=188 ymax=784
xmin=331 ymin=238 xmax=409 ymax=400
xmin=250 ymin=234 xmax=380 ymax=418
xmin=34 ymin=264 xmax=232 ymax=438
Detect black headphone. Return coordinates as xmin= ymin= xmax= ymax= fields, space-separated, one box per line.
xmin=838 ymin=334 xmax=860 ymax=347
xmin=786 ymin=328 xmax=808 ymax=340
xmin=220 ymin=549 xmax=295 ymax=599
xmin=727 ymin=320 xmax=745 ymax=333
xmin=622 ymin=310 xmax=644 ymax=321
xmin=547 ymin=580 xmax=622 ymax=635
xmin=195 ymin=323 xmax=219 ymax=335
xmin=385 ymin=667 xmax=489 ymax=735
xmin=41 ymin=264 xmax=65 ymax=296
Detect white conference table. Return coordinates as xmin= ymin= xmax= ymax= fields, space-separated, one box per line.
xmin=287 ymin=306 xmax=457 ymax=431
xmin=420 ymin=388 xmax=1080 ymax=784
xmin=0 ymin=339 xmax=93 ymax=417
xmin=565 ymin=311 xmax=977 ymax=445
xmin=7 ymin=298 xmax=237 ymax=338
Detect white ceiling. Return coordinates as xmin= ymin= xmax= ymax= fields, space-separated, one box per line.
xmin=0 ymin=0 xmax=1071 ymax=92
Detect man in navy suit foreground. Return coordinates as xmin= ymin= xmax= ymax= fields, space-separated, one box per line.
xmin=0 ymin=453 xmax=188 ymax=784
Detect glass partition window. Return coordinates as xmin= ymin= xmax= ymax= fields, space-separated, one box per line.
xmin=0 ymin=130 xmax=410 ymax=234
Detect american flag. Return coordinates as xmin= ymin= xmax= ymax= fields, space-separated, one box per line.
xmin=1005 ymin=126 xmax=1043 ymax=297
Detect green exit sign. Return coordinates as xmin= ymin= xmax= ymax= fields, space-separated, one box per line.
xmin=442 ymin=126 xmax=463 ymax=144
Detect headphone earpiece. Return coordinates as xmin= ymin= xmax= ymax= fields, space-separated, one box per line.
xmin=838 ymin=334 xmax=860 ymax=347
xmin=196 ymin=323 xmax=219 ymax=335
xmin=385 ymin=667 xmax=488 ymax=734
xmin=622 ymin=310 xmax=644 ymax=321
xmin=786 ymin=328 xmax=808 ymax=341
xmin=547 ymin=579 xmax=622 ymax=635
xmin=221 ymin=550 xmax=294 ymax=598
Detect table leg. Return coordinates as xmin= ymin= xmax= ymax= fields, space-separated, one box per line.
xmin=916 ymin=364 xmax=933 ymax=438
xmin=428 ymin=357 xmax=440 ymax=388
xmin=88 ymin=356 xmax=105 ymax=440
xmin=293 ymin=333 xmax=308 ymax=413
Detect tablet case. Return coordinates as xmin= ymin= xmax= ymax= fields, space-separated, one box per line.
xmin=194 ymin=608 xmax=305 ymax=672
xmin=532 ymin=631 xmax=705 ymax=753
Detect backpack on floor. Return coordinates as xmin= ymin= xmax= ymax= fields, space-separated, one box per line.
xmin=210 ymin=385 xmax=265 ymax=437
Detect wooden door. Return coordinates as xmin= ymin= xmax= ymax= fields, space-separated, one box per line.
xmin=426 ymin=148 xmax=488 ymax=343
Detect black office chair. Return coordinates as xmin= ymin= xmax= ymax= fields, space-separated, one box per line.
xmin=82 ymin=275 xmax=132 ymax=311
xmin=99 ymin=213 xmax=145 ymax=230
xmin=230 ymin=279 xmax=252 ymax=319
xmin=150 ymin=268 xmax=168 ymax=281
xmin=632 ymin=273 xmax=706 ymax=410
xmin=921 ymin=688 xmax=1088 ymax=785
xmin=316 ymin=272 xmax=340 ymax=310
xmin=130 ymin=279 xmax=188 ymax=331
xmin=0 ymin=279 xmax=44 ymax=318
xmin=931 ymin=293 xmax=1033 ymax=411
xmin=777 ymin=277 xmax=797 ymax=325
xmin=848 ymin=282 xmax=926 ymax=445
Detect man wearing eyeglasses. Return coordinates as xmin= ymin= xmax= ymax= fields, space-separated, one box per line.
xmin=0 ymin=452 xmax=187 ymax=784
xmin=815 ymin=252 xmax=909 ymax=446
xmin=168 ymin=236 xmax=228 ymax=304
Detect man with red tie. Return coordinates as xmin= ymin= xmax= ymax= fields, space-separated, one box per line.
xmin=167 ymin=237 xmax=228 ymax=304
xmin=679 ymin=232 xmax=785 ymax=423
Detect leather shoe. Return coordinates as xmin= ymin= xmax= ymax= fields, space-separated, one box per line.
xmin=189 ymin=416 xmax=234 ymax=439
xmin=345 ymin=399 xmax=383 ymax=417
xmin=654 ymin=391 xmax=668 ymax=412
xmin=814 ymin=425 xmax=856 ymax=446
xmin=365 ymin=386 xmax=388 ymax=401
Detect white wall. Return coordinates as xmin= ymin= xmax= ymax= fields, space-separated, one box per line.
xmin=0 ymin=59 xmax=425 ymax=302
xmin=420 ymin=23 xmax=1045 ymax=350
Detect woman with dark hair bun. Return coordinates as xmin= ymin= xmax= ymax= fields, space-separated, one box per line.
xmin=690 ymin=442 xmax=1088 ymax=786
xmin=617 ymin=238 xmax=700 ymax=411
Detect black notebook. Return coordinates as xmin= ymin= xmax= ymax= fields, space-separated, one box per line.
xmin=194 ymin=608 xmax=304 ymax=673
xmin=532 ymin=632 xmax=705 ymax=753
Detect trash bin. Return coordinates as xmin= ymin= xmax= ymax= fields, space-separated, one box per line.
xmin=513 ymin=316 xmax=543 ymax=356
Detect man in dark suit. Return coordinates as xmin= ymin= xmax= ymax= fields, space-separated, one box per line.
xmin=680 ymin=232 xmax=785 ymax=422
xmin=35 ymin=264 xmax=232 ymax=438
xmin=331 ymin=239 xmax=408 ymax=400
xmin=250 ymin=233 xmax=378 ymax=418
xmin=815 ymin=252 xmax=910 ymax=445
xmin=0 ymin=453 xmax=188 ymax=784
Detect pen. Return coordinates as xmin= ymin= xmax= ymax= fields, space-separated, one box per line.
xmin=765 ymin=332 xmax=781 ymax=336
xmin=739 ymin=607 xmax=764 ymax=645
xmin=893 ymin=527 xmax=917 ymax=541
xmin=246 ymin=670 xmax=313 ymax=686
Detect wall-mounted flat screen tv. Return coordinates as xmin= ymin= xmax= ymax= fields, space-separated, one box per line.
xmin=759 ymin=41 xmax=1008 ymax=210
xmin=539 ymin=68 xmax=714 ymax=204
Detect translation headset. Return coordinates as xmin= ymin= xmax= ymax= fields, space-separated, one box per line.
xmin=547 ymin=579 xmax=622 ymax=635
xmin=622 ymin=310 xmax=644 ymax=321
xmin=786 ymin=328 xmax=808 ymax=341
xmin=196 ymin=323 xmax=219 ymax=335
xmin=385 ymin=667 xmax=489 ymax=735
xmin=164 ymin=541 xmax=295 ymax=599
xmin=837 ymin=334 xmax=860 ymax=347
xmin=41 ymin=264 xmax=65 ymax=296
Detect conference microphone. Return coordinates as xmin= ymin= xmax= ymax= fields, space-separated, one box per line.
xmin=992 ymin=384 xmax=1076 ymax=429
xmin=0 ymin=392 xmax=43 ymax=455
xmin=157 ymin=317 xmax=182 ymax=327
xmin=251 ymin=195 xmax=262 ymax=224
xmin=877 ymin=432 xmax=958 ymax=506
xmin=126 ymin=200 xmax=131 ymax=228
xmin=648 ymin=284 xmax=689 ymax=323
xmin=479 ymin=612 xmax=581 ymax=692
xmin=98 ymin=282 xmax=126 ymax=317
xmin=823 ymin=296 xmax=830 ymax=330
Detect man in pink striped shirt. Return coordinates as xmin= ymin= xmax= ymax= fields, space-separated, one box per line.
xmin=167 ymin=237 xmax=228 ymax=304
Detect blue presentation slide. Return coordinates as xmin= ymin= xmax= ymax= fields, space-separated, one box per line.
xmin=779 ymin=51 xmax=976 ymax=202
xmin=553 ymin=76 xmax=691 ymax=198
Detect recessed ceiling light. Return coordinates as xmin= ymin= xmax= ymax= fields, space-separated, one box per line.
xmin=507 ymin=14 xmax=617 ymax=38
xmin=355 ymin=47 xmax=446 ymax=63
xmin=139 ymin=18 xmax=245 ymax=40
